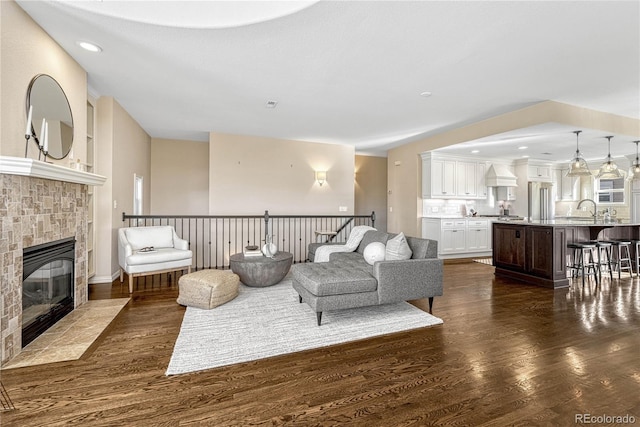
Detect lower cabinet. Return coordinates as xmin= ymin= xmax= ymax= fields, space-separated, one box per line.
xmin=423 ymin=218 xmax=491 ymax=258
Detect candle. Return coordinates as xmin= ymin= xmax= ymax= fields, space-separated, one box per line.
xmin=39 ymin=118 xmax=46 ymax=148
xmin=44 ymin=122 xmax=49 ymax=153
xmin=25 ymin=105 xmax=33 ymax=137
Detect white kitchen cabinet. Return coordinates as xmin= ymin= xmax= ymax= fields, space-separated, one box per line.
xmin=441 ymin=219 xmax=467 ymax=253
xmin=422 ymin=156 xmax=456 ymax=198
xmin=466 ymin=219 xmax=490 ymax=251
xmin=456 ymin=161 xmax=477 ymax=198
xmin=422 ymin=217 xmax=491 ymax=258
xmin=476 ymin=162 xmax=488 ymax=198
xmin=553 ymin=168 xmax=578 ymax=201
xmin=421 ymin=153 xmax=488 ymax=200
xmin=527 ymin=164 xmax=552 ymax=182
xmin=632 ymin=191 xmax=640 ymax=222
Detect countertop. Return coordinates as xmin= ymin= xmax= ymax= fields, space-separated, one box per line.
xmin=494 ymin=219 xmax=640 ymax=226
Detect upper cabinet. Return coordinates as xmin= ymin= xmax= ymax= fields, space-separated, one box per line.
xmin=527 ymin=164 xmax=552 ymax=182
xmin=421 ymin=153 xmax=487 ymax=200
xmin=553 ymin=168 xmax=578 ymax=201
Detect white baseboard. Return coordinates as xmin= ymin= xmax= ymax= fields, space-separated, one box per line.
xmin=88 ymin=270 xmax=121 ymax=285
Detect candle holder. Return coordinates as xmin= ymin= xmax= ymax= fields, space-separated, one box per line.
xmin=42 ymin=150 xmax=48 ymax=163
xmin=24 ymin=134 xmax=31 ymax=158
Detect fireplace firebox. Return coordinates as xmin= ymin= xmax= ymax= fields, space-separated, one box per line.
xmin=22 ymin=238 xmax=75 ymax=347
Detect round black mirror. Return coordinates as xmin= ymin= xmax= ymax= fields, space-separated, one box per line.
xmin=26 ymin=74 xmax=74 ymax=160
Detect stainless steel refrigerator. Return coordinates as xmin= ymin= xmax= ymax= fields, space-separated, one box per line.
xmin=528 ymin=182 xmax=554 ymax=220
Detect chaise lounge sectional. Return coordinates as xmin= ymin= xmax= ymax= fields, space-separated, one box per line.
xmin=291 ymin=230 xmax=443 ymax=325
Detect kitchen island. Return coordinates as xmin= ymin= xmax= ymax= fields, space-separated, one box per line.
xmin=492 ymin=219 xmax=640 ymax=288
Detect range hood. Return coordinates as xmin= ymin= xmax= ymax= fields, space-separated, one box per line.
xmin=485 ymin=164 xmax=518 ymax=187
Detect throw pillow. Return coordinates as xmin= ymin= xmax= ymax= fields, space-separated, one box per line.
xmin=385 ymin=232 xmax=413 ymax=261
xmin=363 ymin=242 xmax=386 ymax=265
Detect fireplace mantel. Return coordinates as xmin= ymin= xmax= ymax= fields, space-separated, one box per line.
xmin=0 ymin=156 xmax=106 ymax=186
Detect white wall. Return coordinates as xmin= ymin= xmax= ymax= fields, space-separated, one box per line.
xmin=209 ymin=132 xmax=355 ymax=215
xmin=94 ymin=97 xmax=151 ymax=282
xmin=0 ymin=0 xmax=87 ymax=163
xmin=150 ymin=138 xmax=209 ymax=215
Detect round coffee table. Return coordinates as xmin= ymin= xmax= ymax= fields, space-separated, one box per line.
xmin=229 ymin=252 xmax=293 ymax=287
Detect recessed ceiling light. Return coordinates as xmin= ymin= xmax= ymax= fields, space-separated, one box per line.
xmin=77 ymin=41 xmax=102 ymax=52
xmin=420 ymin=91 xmax=432 ymax=97
xmin=266 ymin=100 xmax=278 ymax=108
xmin=518 ymin=146 xmax=528 ymax=150
xmin=471 ymin=150 xmax=480 ymax=154
xmin=522 ymin=155 xmax=530 ymax=158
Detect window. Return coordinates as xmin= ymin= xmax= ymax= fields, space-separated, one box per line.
xmin=595 ymin=176 xmax=625 ymax=204
xmin=133 ymin=174 xmax=143 ymax=215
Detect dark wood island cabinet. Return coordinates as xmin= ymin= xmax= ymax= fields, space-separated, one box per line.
xmin=492 ymin=220 xmax=640 ymax=288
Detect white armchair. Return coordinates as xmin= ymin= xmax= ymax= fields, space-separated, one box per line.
xmin=118 ymin=226 xmax=193 ymax=293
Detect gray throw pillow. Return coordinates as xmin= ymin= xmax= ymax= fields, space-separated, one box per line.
xmin=385 ymin=232 xmax=412 ymax=260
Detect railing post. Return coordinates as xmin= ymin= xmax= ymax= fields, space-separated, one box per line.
xmin=371 ymin=211 xmax=375 ymax=228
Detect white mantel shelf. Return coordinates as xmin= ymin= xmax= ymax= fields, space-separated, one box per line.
xmin=0 ymin=156 xmax=106 ymax=186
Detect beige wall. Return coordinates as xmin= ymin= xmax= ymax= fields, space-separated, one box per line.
xmin=0 ymin=0 xmax=87 ymax=164
xmin=94 ymin=97 xmax=151 ymax=282
xmin=388 ymin=101 xmax=640 ymax=236
xmin=355 ymin=155 xmax=387 ymax=232
xmin=209 ymin=133 xmax=355 ymax=215
xmin=150 ymin=138 xmax=209 ymax=215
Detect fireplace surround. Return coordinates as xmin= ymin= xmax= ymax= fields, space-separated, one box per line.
xmin=1 ymin=158 xmax=105 ymax=365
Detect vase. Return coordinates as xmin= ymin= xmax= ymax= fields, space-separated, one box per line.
xmin=262 ymin=235 xmax=277 ymax=257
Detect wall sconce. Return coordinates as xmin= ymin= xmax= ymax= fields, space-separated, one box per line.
xmin=315 ymin=170 xmax=327 ymax=186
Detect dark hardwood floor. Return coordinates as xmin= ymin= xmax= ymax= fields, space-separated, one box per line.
xmin=2 ymin=262 xmax=639 ymax=426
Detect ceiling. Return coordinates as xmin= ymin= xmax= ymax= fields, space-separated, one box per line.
xmin=16 ymin=1 xmax=640 ymax=158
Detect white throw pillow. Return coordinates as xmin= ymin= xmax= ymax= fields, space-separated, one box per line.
xmin=385 ymin=232 xmax=413 ymax=261
xmin=363 ymin=242 xmax=386 ymax=265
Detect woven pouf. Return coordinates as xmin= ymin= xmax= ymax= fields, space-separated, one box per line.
xmin=177 ymin=269 xmax=240 ymax=309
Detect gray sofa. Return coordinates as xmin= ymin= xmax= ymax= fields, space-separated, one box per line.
xmin=291 ymin=230 xmax=443 ymax=325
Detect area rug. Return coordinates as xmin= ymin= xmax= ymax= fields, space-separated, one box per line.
xmin=473 ymin=257 xmax=493 ymax=265
xmin=166 ymin=279 xmax=443 ymax=375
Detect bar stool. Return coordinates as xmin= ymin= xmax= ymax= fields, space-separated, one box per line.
xmin=567 ymin=242 xmax=599 ymax=285
xmin=603 ymin=240 xmax=634 ymax=278
xmin=632 ymin=239 xmax=640 ymax=277
xmin=587 ymin=240 xmax=613 ymax=282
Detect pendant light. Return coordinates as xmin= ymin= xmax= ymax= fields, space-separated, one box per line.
xmin=628 ymin=140 xmax=640 ymax=181
xmin=596 ymin=136 xmax=621 ymax=179
xmin=566 ymin=130 xmax=591 ymax=177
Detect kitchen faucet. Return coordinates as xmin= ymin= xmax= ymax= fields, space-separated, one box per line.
xmin=576 ymin=198 xmax=597 ymax=219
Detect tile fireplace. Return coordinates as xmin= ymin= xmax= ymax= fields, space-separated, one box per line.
xmin=1 ymin=156 xmax=105 ymax=365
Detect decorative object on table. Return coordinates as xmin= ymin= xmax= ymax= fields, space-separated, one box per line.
xmin=166 ymin=281 xmax=443 ymax=375
xmin=243 ymin=245 xmax=262 ymax=257
xmin=262 ymin=234 xmax=277 ymax=258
